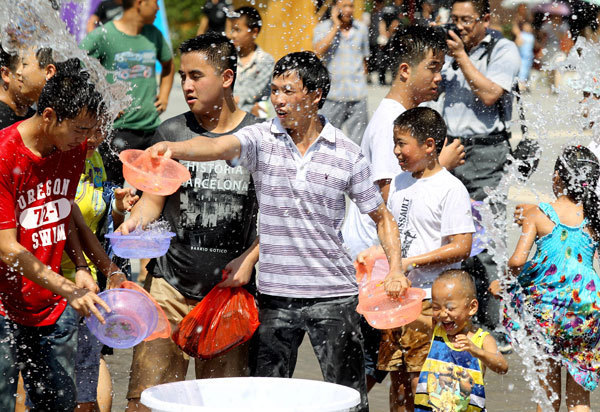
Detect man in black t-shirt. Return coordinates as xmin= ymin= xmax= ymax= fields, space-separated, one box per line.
xmin=122 ymin=33 xmax=259 ymax=412
xmin=197 ymin=0 xmax=231 ymax=35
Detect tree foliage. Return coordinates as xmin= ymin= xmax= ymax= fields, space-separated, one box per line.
xmin=164 ymin=0 xmax=206 ymax=58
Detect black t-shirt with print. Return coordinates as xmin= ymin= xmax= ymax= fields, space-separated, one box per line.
xmin=147 ymin=112 xmax=259 ymax=300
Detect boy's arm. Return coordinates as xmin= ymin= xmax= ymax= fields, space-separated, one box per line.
xmin=368 ymin=203 xmax=409 ymax=297
xmin=155 ymin=59 xmax=175 ymax=114
xmin=64 ymin=210 xmax=99 ymax=293
xmin=403 ymin=233 xmax=472 ymax=272
xmin=0 ymin=228 xmax=110 ymax=322
xmin=507 ymin=208 xmax=538 ymax=279
xmin=148 ymin=134 xmax=242 ymax=162
xmin=197 ymin=15 xmax=209 ymax=35
xmin=454 ymin=333 xmax=509 ymax=374
xmin=117 ymin=191 xmax=166 ymax=235
xmin=69 ymin=204 xmax=126 ymax=289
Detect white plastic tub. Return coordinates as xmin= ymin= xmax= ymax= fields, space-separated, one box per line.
xmin=140 ymin=377 xmax=361 ymax=412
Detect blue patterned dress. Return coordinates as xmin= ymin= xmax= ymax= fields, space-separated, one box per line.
xmin=504 ymin=203 xmax=600 ymax=390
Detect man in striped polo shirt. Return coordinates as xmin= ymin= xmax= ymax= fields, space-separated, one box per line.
xmin=147 ymin=51 xmax=407 ymax=411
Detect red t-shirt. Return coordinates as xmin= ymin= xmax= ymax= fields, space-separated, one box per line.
xmin=0 ymin=122 xmax=86 ymax=326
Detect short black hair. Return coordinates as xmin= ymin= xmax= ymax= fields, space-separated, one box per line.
xmin=179 ymin=33 xmax=238 ymax=87
xmin=0 ymin=43 xmax=19 ymax=72
xmin=272 ymin=51 xmax=330 ymax=109
xmin=36 ymin=48 xmax=55 ymax=68
xmin=37 ymin=72 xmax=105 ymax=122
xmin=393 ymin=107 xmax=446 ymax=154
xmin=435 ymin=269 xmax=477 ymax=301
xmin=451 ymin=0 xmax=490 ymax=16
xmin=230 ymin=6 xmax=263 ymax=33
xmin=387 ymin=25 xmax=447 ymax=70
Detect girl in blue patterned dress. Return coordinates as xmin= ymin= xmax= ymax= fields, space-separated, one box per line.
xmin=504 ymin=146 xmax=600 ymax=412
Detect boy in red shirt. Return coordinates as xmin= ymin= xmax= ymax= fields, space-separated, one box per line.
xmin=0 ymin=71 xmax=110 ymax=411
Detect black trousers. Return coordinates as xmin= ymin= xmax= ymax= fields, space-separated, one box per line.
xmin=253 ymin=294 xmax=368 ymax=412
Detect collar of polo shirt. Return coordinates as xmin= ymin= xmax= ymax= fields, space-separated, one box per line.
xmin=270 ymin=116 xmax=337 ymax=144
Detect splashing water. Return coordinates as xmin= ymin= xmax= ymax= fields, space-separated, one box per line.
xmin=0 ymin=0 xmax=130 ymax=135
xmin=476 ymin=35 xmax=600 ymax=408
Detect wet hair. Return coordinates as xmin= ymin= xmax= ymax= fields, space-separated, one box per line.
xmin=37 ymin=72 xmax=105 ymax=122
xmin=451 ymin=0 xmax=490 ymax=16
xmin=0 ymin=43 xmax=19 ymax=72
xmin=54 ymin=58 xmax=85 ymax=77
xmin=230 ymin=7 xmax=262 ymax=33
xmin=35 ymin=48 xmax=55 ymax=68
xmin=393 ymin=107 xmax=446 ymax=154
xmin=387 ymin=25 xmax=447 ymax=70
xmin=554 ymin=146 xmax=600 ymax=238
xmin=179 ymin=33 xmax=238 ymax=87
xmin=435 ymin=270 xmax=477 ymax=301
xmin=272 ymin=51 xmax=330 ymax=109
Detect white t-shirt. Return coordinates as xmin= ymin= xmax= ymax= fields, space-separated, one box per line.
xmin=341 ymin=99 xmax=406 ymax=259
xmin=387 ymin=168 xmax=475 ymax=296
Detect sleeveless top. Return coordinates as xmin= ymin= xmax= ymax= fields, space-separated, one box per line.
xmin=415 ymin=325 xmax=489 ymax=412
xmin=503 ymin=202 xmax=600 ymax=391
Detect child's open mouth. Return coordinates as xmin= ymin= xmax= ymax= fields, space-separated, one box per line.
xmin=442 ymin=321 xmax=455 ymax=331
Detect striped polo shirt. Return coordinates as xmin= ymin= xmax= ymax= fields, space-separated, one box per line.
xmin=234 ymin=117 xmax=383 ymax=298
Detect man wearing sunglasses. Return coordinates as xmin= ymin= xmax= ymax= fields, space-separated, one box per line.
xmin=432 ymin=0 xmax=520 ymax=353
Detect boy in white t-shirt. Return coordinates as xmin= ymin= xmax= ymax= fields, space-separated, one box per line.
xmin=362 ymin=107 xmax=475 ymax=411
xmin=342 ymin=25 xmax=464 ymax=259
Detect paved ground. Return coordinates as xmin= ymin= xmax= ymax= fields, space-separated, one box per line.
xmin=106 ymin=74 xmax=600 ymax=411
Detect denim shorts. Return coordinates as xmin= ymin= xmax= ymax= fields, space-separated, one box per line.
xmin=253 ymin=294 xmax=368 ymax=412
xmin=5 ymin=306 xmax=79 ymax=412
xmin=75 ymin=318 xmax=103 ymax=403
xmin=0 ymin=315 xmax=19 ymax=411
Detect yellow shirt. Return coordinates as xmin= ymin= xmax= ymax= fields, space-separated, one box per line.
xmin=61 ymin=151 xmax=107 ymax=282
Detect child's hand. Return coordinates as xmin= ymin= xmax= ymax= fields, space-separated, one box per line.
xmin=67 ymin=288 xmax=110 ymax=324
xmin=384 ymin=270 xmax=410 ymax=298
xmin=488 ymin=279 xmax=502 ymax=298
xmin=107 ymin=271 xmax=127 ymax=290
xmin=454 ymin=334 xmax=479 ymax=355
xmin=114 ymin=188 xmax=139 ymax=214
xmin=75 ymin=267 xmax=99 ymax=293
xmin=513 ymin=203 xmax=536 ymax=226
xmin=356 ymin=245 xmax=384 ymax=266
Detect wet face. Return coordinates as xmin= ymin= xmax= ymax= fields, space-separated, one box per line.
xmin=45 ymin=109 xmax=98 ymax=152
xmin=337 ymin=0 xmax=354 ymax=24
xmin=0 ymin=65 xmax=27 ymax=107
xmin=450 ymin=1 xmax=489 ymax=50
xmin=140 ymin=0 xmax=159 ymax=25
xmin=179 ymin=52 xmax=230 ymax=115
xmin=271 ymin=71 xmax=320 ymax=129
xmin=408 ymin=49 xmax=444 ymax=104
xmin=432 ymin=279 xmax=478 ymax=336
xmin=85 ymin=124 xmax=107 ymax=157
xmin=16 ymin=50 xmax=47 ymax=105
xmin=393 ymin=128 xmax=434 ymax=174
xmin=228 ymin=17 xmax=258 ymax=52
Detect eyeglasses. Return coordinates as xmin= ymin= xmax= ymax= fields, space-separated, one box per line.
xmin=450 ymin=15 xmax=480 ymax=26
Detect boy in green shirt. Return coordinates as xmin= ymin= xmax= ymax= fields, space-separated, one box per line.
xmin=81 ymin=0 xmax=174 ymax=185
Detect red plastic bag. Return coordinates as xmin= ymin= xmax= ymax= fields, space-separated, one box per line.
xmin=172 ymin=284 xmax=260 ymax=359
